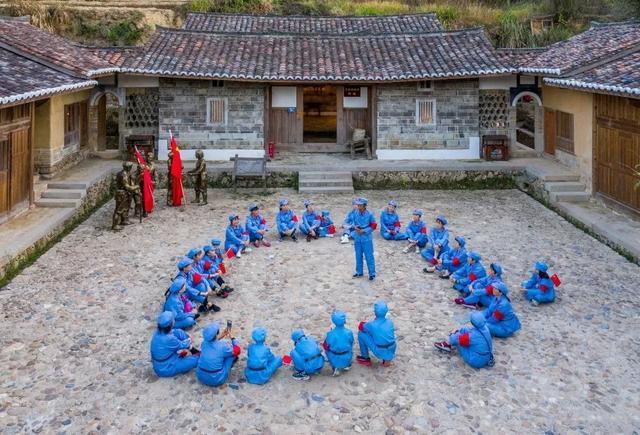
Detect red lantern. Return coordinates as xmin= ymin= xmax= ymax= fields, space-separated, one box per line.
xmin=268 ymin=141 xmax=276 ymax=160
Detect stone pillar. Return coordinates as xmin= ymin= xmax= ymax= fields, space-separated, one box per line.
xmin=534 ymin=105 xmax=544 ymax=153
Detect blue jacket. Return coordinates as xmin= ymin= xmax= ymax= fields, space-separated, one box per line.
xmin=428 ymin=226 xmax=449 ymax=250
xmin=405 ymin=219 xmax=427 ymax=244
xmin=351 ymin=209 xmax=376 ymax=243
xmin=343 ymin=209 xmax=357 ymax=228
xmin=441 ymin=246 xmax=467 ymax=271
xmin=150 ymin=328 xmax=192 ymax=377
xmin=380 ymin=210 xmax=401 ymax=233
xmin=246 ymin=214 xmax=267 ymax=235
xmin=361 ymin=303 xmax=396 ymax=361
xmin=196 ymin=337 xmax=240 ymax=386
xmin=451 ymin=312 xmax=493 ymax=369
xmin=484 ymin=296 xmax=521 ymax=338
xmin=173 ymin=270 xmax=206 ymax=301
xmin=472 ymin=274 xmax=503 ymax=291
xmin=301 ymin=210 xmax=321 ymax=229
xmin=163 ymin=293 xmax=194 ymax=324
xmin=244 ymin=328 xmax=282 ymax=385
xmin=453 ymin=261 xmax=487 ymax=288
xmin=324 ymin=311 xmax=354 ymax=370
xmin=225 ymin=224 xmax=247 ymax=249
xmin=291 ymin=334 xmax=325 ymax=375
xmin=276 ymin=209 xmax=297 ymax=232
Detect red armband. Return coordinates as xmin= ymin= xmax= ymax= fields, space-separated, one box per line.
xmin=178 ymin=349 xmax=189 ymax=357
xmin=370 ymin=222 xmax=378 ymax=230
xmin=292 ymin=215 xmax=298 ymax=222
xmin=540 ymin=284 xmax=549 ymax=293
xmin=328 ymin=224 xmax=336 ymax=234
xmin=459 ymin=332 xmax=470 ymax=347
xmin=393 ymin=221 xmax=401 ymax=227
xmin=204 ymin=261 xmax=212 ymax=271
xmin=193 ymin=273 xmax=202 ymax=285
xmin=322 ymin=340 xmax=329 ymax=351
xmin=469 ymin=273 xmax=477 ymax=282
xmin=358 ymin=321 xmax=366 ymax=332
xmin=493 ymin=310 xmax=505 ymax=321
xmin=452 ymin=257 xmax=460 ymax=267
xmin=485 ymin=285 xmax=493 ymax=295
xmin=232 ymin=345 xmax=241 ymax=357
xmin=420 ymin=227 xmax=427 ymax=234
xmin=430 ymin=258 xmax=438 ymax=265
xmin=261 ymin=218 xmax=266 ymax=225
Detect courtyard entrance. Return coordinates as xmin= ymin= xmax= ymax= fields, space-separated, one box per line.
xmin=303 ymin=85 xmax=337 ymax=147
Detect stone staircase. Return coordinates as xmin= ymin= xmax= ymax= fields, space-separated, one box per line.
xmin=35 ymin=181 xmax=87 ymax=208
xmin=543 ymin=174 xmax=590 ymax=203
xmin=298 ymin=171 xmax=354 ymax=194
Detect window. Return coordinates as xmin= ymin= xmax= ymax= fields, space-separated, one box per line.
xmin=64 ymin=102 xmax=86 ymax=148
xmin=207 ymin=98 xmax=227 ymax=125
xmin=555 ymin=110 xmax=574 ymax=154
xmin=210 ymin=80 xmax=224 ymax=88
xmin=417 ymin=80 xmax=433 ymax=92
xmin=416 ymin=98 xmax=436 ymax=126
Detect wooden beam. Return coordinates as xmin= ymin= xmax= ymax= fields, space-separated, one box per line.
xmin=336 ymin=85 xmax=345 ymax=145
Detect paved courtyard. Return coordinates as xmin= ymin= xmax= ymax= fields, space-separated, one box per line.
xmin=1 ymin=188 xmax=639 ymax=433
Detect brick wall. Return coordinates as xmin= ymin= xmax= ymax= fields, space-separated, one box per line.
xmin=158 ymin=79 xmax=265 ymax=149
xmin=376 ymin=80 xmax=479 ymax=150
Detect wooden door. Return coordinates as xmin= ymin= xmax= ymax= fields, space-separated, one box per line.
xmin=0 ymin=138 xmax=9 ymax=215
xmin=9 ymin=127 xmax=31 ymax=209
xmin=337 ymin=86 xmax=370 ymax=149
xmin=544 ymin=108 xmax=556 ymax=155
xmin=267 ymin=86 xmax=302 ymax=151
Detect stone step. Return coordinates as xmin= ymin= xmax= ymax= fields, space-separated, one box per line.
xmin=298 ymin=186 xmax=354 ymax=194
xmin=544 ymin=181 xmax=587 ymax=193
xmin=35 ymin=198 xmax=81 ymax=208
xmin=47 ymin=181 xmax=88 ymax=190
xmin=41 ymin=189 xmax=86 ymax=199
xmin=549 ymin=191 xmax=590 ymax=203
xmin=298 ymin=171 xmax=352 ymax=181
xmin=540 ymin=173 xmax=580 ymax=182
xmin=299 ymin=179 xmax=354 ymax=188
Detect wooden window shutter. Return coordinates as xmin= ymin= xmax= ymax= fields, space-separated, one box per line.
xmin=555 ymin=110 xmax=574 ymax=154
xmin=208 ymin=98 xmax=226 ymax=125
xmin=416 ymin=99 xmax=436 ymax=126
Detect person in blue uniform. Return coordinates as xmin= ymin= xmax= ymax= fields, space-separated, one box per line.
xmin=323 ymin=310 xmax=354 ymax=376
xmin=431 ymin=235 xmax=468 ymax=278
xmin=300 ymin=199 xmax=322 ymax=242
xmin=276 ymin=198 xmax=298 ymax=242
xmin=196 ymin=321 xmax=242 ymax=387
xmin=246 ymin=203 xmax=272 ymax=248
xmin=522 ymin=261 xmax=556 ymax=305
xmin=163 ymin=277 xmax=199 ymax=330
xmin=290 ymin=329 xmax=325 ymax=380
xmin=244 ymin=327 xmax=283 ymax=385
xmin=174 ymin=258 xmax=220 ymax=313
xmin=201 ymin=245 xmax=234 ymax=298
xmin=356 ymin=301 xmax=396 ymax=367
xmin=402 ymin=209 xmax=428 ymax=253
xmin=150 ymin=311 xmax=199 ymax=377
xmin=421 ymin=215 xmax=450 ymax=266
xmin=380 ymin=200 xmax=408 ymax=241
xmin=483 ymin=282 xmax=521 ymax=337
xmin=318 ymin=210 xmax=336 ymax=238
xmin=434 ymin=311 xmax=494 ymax=369
xmin=225 ymin=214 xmax=251 ymax=258
xmin=340 ymin=198 xmax=359 ymax=244
xmin=351 ymin=197 xmax=377 ymax=280
xmin=455 ymin=262 xmax=503 ymax=308
xmin=451 ymin=251 xmax=487 ymax=294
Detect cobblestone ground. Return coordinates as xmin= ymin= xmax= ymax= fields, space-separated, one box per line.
xmin=1 ymin=189 xmax=639 ymax=434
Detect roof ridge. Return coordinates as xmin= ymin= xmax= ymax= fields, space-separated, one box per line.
xmin=185 ymin=11 xmax=439 ymax=19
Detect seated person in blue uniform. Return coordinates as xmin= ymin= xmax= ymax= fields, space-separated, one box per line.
xmin=323 ymin=310 xmax=354 ymax=376
xmin=300 ymin=199 xmax=322 ymax=242
xmin=201 ymin=245 xmax=233 ymax=298
xmin=163 ymin=277 xmax=199 ymax=330
xmin=244 ymin=327 xmax=283 ymax=385
xmin=245 ymin=203 xmax=272 ymax=248
xmin=150 ymin=311 xmax=199 ymax=377
xmin=225 ymin=214 xmax=251 ymax=258
xmin=522 ymin=261 xmax=556 ymax=305
xmin=451 ymin=251 xmax=487 ymax=294
xmin=402 ymin=209 xmax=428 ymax=253
xmin=421 ymin=215 xmax=450 ymax=267
xmin=455 ymin=262 xmax=504 ymax=308
xmin=289 ymin=329 xmax=325 ymax=381
xmin=434 ymin=311 xmax=494 ymax=369
xmin=431 ymin=235 xmax=467 ymax=278
xmin=483 ymin=282 xmax=521 ymax=338
xmin=318 ymin=210 xmax=336 ymax=238
xmin=356 ymin=301 xmax=396 ymax=367
xmin=380 ymin=200 xmax=408 ymax=241
xmin=340 ymin=198 xmax=359 ymax=244
xmin=196 ymin=321 xmax=242 ymax=387
xmin=174 ymin=259 xmax=220 ymax=313
xmin=276 ymin=198 xmax=298 ymax=242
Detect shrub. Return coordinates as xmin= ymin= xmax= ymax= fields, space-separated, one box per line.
xmin=107 ymin=21 xmax=145 ymax=46
xmin=352 ymin=1 xmax=410 ymax=16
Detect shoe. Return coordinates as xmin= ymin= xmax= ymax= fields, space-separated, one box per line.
xmin=244 ymin=248 xmax=252 ymax=253
xmin=439 ymin=272 xmax=451 ymax=279
xmin=381 ymin=360 xmax=392 ymax=367
xmin=352 ymin=273 xmax=363 ymax=278
xmin=253 ymin=240 xmax=260 ymax=248
xmin=356 ymin=356 xmax=372 ymax=366
xmin=531 ymin=299 xmax=540 ymax=306
xmin=292 ymin=235 xmax=298 ymax=242
xmin=209 ymin=304 xmax=222 ymax=312
xmin=198 ymin=304 xmax=208 ymax=313
xmin=342 ymin=365 xmax=351 ymax=371
xmin=454 ymin=298 xmax=464 ymax=305
xmin=462 ymin=303 xmax=478 ymax=310
xmin=306 ymin=234 xmax=312 ymax=242
xmin=236 ymin=251 xmax=242 ymax=258
xmin=424 ymin=266 xmax=436 ymax=273
xmin=292 ymin=372 xmax=310 ymax=381
xmin=340 ymin=235 xmax=349 ymax=244
xmin=218 ymin=292 xmax=229 ymax=299
xmin=434 ymin=341 xmax=452 ymax=353
xmin=327 ymin=234 xmax=334 ymax=238
xmin=193 ymin=313 xmax=201 ymax=320
xmin=368 ymin=275 xmax=376 ymax=281
xmin=332 ymin=368 xmax=341 ymax=377
xmin=190 ymin=347 xmax=201 ymax=355
xmin=262 ymin=240 xmax=271 ymax=247
xmin=223 ymin=286 xmax=234 ymax=293
xmin=402 ymin=246 xmax=411 ymax=254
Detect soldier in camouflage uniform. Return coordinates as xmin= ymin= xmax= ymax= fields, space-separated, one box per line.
xmin=112 ymin=161 xmax=140 ymax=231
xmin=146 ymin=151 xmax=157 ymax=186
xmin=187 ymin=149 xmax=208 ymax=205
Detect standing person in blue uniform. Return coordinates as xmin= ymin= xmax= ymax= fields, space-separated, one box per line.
xmin=196 ymin=321 xmax=242 ymax=387
xmin=522 ymin=261 xmax=556 ymax=305
xmin=351 ymin=197 xmax=377 ymax=280
xmin=380 ymin=200 xmax=408 ymax=241
xmin=276 ymin=198 xmax=298 ymax=242
xmin=300 ymin=199 xmax=322 ymax=242
xmin=356 ymin=301 xmax=396 ymax=367
xmin=483 ymin=282 xmax=521 ymax=337
xmin=150 ymin=311 xmax=199 ymax=377
xmin=432 ymin=235 xmax=468 ymax=278
xmin=244 ymin=327 xmax=283 ymax=385
xmin=402 ymin=209 xmax=428 ymax=253
xmin=245 ymin=203 xmax=271 ymax=248
xmin=163 ymin=277 xmax=199 ymax=330
xmin=340 ymin=198 xmax=359 ymax=244
xmin=421 ymin=215 xmax=450 ymax=266
xmin=455 ymin=262 xmax=503 ymax=308
xmin=323 ymin=310 xmax=354 ymax=376
xmin=289 ymin=329 xmax=325 ymax=380
xmin=225 ymin=214 xmax=251 ymax=258
xmin=434 ymin=311 xmax=494 ymax=369
xmin=451 ymin=251 xmax=487 ymax=294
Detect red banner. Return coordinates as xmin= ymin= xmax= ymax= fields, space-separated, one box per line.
xmin=169 ymin=133 xmax=184 ymax=207
xmin=134 ymin=147 xmax=154 ymax=213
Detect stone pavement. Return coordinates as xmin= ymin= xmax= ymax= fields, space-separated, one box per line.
xmin=1 ymin=189 xmax=639 ymax=433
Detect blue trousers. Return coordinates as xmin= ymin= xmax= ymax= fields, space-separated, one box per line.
xmin=248 ymin=231 xmax=264 ymax=242
xmin=357 ymin=331 xmax=395 ymax=361
xmin=245 ymin=357 xmax=283 ymax=385
xmin=154 ymin=355 xmax=199 ymax=378
xmin=196 ymin=356 xmax=235 ymax=387
xmin=525 ymin=288 xmax=555 ymax=303
xmin=381 ymin=230 xmax=408 ymax=241
xmin=463 ymin=290 xmax=494 ymax=307
xmin=354 ymin=239 xmax=376 ymax=277
xmin=291 ymin=350 xmax=324 ymax=375
xmin=174 ymin=316 xmax=195 ymax=330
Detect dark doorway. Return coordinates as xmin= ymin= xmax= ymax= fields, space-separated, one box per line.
xmin=303 ymin=85 xmax=336 ymax=143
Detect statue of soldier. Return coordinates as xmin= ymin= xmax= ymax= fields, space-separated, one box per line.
xmin=166 ymin=151 xmax=173 ymax=206
xmin=187 ymin=149 xmax=207 ymax=205
xmin=146 ymin=151 xmax=157 ymax=186
xmin=112 ymin=161 xmax=140 ymax=231
xmin=133 ymin=162 xmax=145 ymax=218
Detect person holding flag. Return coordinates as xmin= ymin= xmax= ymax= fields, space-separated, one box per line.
xmin=133 ymin=146 xmax=154 ymax=217
xmin=521 ymin=261 xmax=558 ymax=305
xmin=224 ymin=214 xmax=251 ymax=258
xmin=402 ymin=209 xmax=428 ymax=254
xmin=168 ymin=131 xmax=184 ymax=207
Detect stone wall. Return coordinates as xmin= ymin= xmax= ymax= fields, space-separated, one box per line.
xmin=376 ymin=80 xmax=479 ymax=150
xmin=158 ymin=79 xmax=265 ymax=150
xmin=120 ymin=87 xmax=160 ymax=151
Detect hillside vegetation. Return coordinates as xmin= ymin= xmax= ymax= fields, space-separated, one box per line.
xmin=1 ymin=0 xmax=638 ymax=47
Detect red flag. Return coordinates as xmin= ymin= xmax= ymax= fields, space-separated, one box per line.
xmin=393 ymin=221 xmax=401 ymax=227
xmin=328 ymin=224 xmax=336 ymax=235
xmin=420 ymin=226 xmax=427 ymax=234
xmin=169 ymin=131 xmax=184 ymax=207
xmin=134 ymin=147 xmax=154 ymax=213
xmin=193 ymin=273 xmax=202 ymax=285
xmin=225 ymin=248 xmax=235 ymax=259
xmin=219 ymin=262 xmax=227 ymax=274
xmin=551 ymin=274 xmax=561 ymax=287
xmin=292 ymin=215 xmax=298 ymax=222
xmin=260 ymin=218 xmax=266 ymax=225
xmin=282 ymin=355 xmax=292 ymax=365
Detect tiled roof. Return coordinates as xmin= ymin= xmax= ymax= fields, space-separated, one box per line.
xmin=89 ymin=47 xmax=140 ymax=67
xmin=520 ymin=22 xmax=640 ymax=75
xmin=183 ymin=12 xmax=444 ymax=34
xmin=0 ymin=48 xmax=96 ymax=107
xmin=121 ymin=27 xmax=514 ymax=82
xmin=0 ymin=17 xmax=117 ymax=78
xmin=545 ymin=49 xmax=640 ymax=98
xmin=496 ymin=48 xmax=547 ymax=69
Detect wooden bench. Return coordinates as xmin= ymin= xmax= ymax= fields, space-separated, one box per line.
xmin=230 ymin=154 xmax=268 ymax=190
xmin=348 ymin=128 xmax=372 ymax=160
